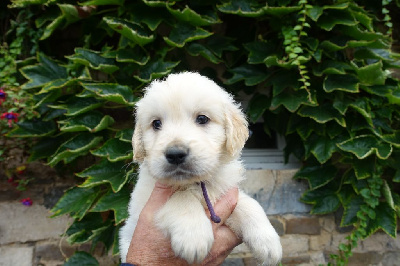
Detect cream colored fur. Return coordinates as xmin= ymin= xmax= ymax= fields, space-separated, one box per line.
xmin=119 ymin=72 xmax=282 ymax=265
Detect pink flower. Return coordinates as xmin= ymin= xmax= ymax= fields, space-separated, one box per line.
xmin=1 ymin=112 xmax=19 ymax=127
xmin=21 ymin=198 xmax=33 ymax=206
xmin=0 ymin=88 xmax=6 ymax=105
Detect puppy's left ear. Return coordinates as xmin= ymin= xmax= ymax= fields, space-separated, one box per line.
xmin=225 ymin=101 xmax=249 ymax=157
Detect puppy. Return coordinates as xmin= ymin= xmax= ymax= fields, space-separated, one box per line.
xmin=119 ymin=72 xmax=282 ymax=265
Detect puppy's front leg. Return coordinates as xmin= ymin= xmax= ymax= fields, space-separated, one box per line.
xmin=155 ymin=190 xmax=214 ymax=264
xmin=226 ymin=191 xmax=282 ymax=266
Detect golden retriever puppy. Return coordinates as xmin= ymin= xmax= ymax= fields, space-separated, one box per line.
xmin=119 ymin=72 xmax=282 ymax=265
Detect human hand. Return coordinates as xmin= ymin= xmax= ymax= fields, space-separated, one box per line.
xmin=125 ymin=182 xmax=241 ymax=265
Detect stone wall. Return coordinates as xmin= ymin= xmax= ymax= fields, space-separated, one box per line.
xmin=0 ymin=163 xmax=399 ymax=266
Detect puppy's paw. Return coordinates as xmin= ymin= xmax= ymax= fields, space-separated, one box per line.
xmin=247 ymin=228 xmax=282 ymax=266
xmin=169 ymin=218 xmax=214 ymax=264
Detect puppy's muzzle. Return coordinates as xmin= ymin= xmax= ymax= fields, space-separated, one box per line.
xmin=165 ymin=145 xmax=189 ymax=165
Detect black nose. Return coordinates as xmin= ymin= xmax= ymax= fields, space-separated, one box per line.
xmin=165 ymin=146 xmax=189 ymax=165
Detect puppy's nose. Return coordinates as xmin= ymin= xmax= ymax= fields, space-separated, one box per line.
xmin=165 ymin=146 xmax=189 ymax=165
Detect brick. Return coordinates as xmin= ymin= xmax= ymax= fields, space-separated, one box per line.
xmin=281 ymin=255 xmax=310 ymax=265
xmin=285 ymin=217 xmax=321 ymax=235
xmin=269 ymin=217 xmax=284 ymax=236
xmin=0 ymin=246 xmax=33 ymax=266
xmin=347 ymin=252 xmax=383 ymax=266
xmin=280 ymin=235 xmax=309 ymax=257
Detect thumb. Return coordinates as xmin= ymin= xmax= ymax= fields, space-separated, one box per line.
xmin=144 ymin=181 xmax=174 ymax=213
xmin=212 ymin=187 xmax=239 ymax=224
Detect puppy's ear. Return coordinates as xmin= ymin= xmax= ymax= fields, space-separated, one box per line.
xmin=132 ymin=123 xmax=145 ymax=162
xmin=225 ymin=101 xmax=249 ymax=157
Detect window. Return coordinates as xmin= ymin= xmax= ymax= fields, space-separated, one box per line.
xmin=241 ymin=122 xmax=300 ymax=170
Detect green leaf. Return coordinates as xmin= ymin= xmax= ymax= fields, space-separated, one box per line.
xmin=317 ymin=9 xmax=357 ymax=31
xmin=217 ymin=0 xmax=267 ymax=17
xmin=115 ymin=128 xmax=134 ymax=143
xmin=49 ymin=97 xmax=104 ymax=116
xmin=309 ymin=136 xmax=338 ymax=164
xmin=28 ymin=136 xmax=65 ymax=162
xmin=365 ymin=202 xmax=397 ymax=238
xmin=271 ymin=88 xmax=314 ymax=112
xmin=91 ymin=138 xmax=133 ymax=162
xmin=166 ymin=3 xmax=220 ymax=26
xmin=323 ymin=74 xmax=359 ymax=93
xmin=382 ymin=131 xmax=400 ymax=148
xmin=20 ymin=53 xmax=68 ymax=90
xmin=91 ymin=186 xmax=131 ymax=225
xmin=81 ymin=83 xmax=135 ymax=106
xmin=298 ymin=104 xmax=346 ymax=127
xmin=294 ymin=164 xmax=338 ymax=190
xmin=263 ymin=6 xmax=301 ymax=16
xmin=103 ymin=17 xmax=155 ymax=46
xmin=313 ymin=60 xmax=352 ymax=76
xmin=64 ymin=251 xmax=99 ymax=266
xmin=67 ymin=48 xmax=119 ymax=74
xmin=244 ymin=41 xmax=277 ymax=64
xmin=225 ymin=65 xmax=269 ymax=86
xmin=164 ymin=23 xmax=212 ymax=48
xmin=79 ymin=0 xmax=124 ymax=5
xmin=355 ymin=61 xmax=386 ymax=86
xmin=206 ymin=35 xmax=238 ymax=57
xmin=307 ymin=5 xmax=323 ymax=21
xmin=135 ymin=59 xmax=179 ymax=83
xmin=77 ymin=160 xmax=131 ymax=192
xmin=59 ymin=111 xmax=115 ymax=132
xmin=300 ymin=181 xmax=341 ymax=214
xmin=341 ymin=195 xmax=364 ymax=226
xmin=115 ymin=47 xmax=150 ymax=65
xmin=186 ymin=43 xmax=221 ymax=64
xmin=66 ymin=213 xmax=111 ymax=244
xmin=51 ymin=186 xmax=101 ymax=220
xmin=38 ymin=78 xmax=77 ymax=94
xmin=337 ymin=135 xmax=393 ymax=160
xmin=48 ymin=133 xmax=103 ymax=166
xmin=6 ymin=120 xmax=57 ymax=137
xmin=128 ymin=2 xmax=166 ymax=31
xmin=382 ymin=180 xmax=395 ymax=209
xmin=247 ymin=93 xmax=270 ymax=123
xmin=40 ymin=15 xmax=64 ymax=40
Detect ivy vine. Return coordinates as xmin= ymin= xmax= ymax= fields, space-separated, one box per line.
xmin=2 ymin=0 xmax=400 ymax=264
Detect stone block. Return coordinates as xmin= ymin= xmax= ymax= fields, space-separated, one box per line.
xmin=0 ymin=202 xmax=73 ymax=245
xmin=309 ymin=231 xmax=331 ymax=251
xmin=382 ymin=251 xmax=400 ymax=266
xmin=347 ymin=252 xmax=383 ymax=266
xmin=285 ymin=217 xmax=321 ymax=235
xmin=359 ymin=232 xmax=400 ymax=252
xmin=280 ymin=234 xmax=309 ymax=257
xmin=0 ymin=246 xmax=33 ymax=266
xmin=242 ymin=169 xmax=310 ymax=215
xmin=221 ymin=258 xmax=245 ymax=266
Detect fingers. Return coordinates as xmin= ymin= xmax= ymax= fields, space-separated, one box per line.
xmin=212 ymin=187 xmax=239 ymax=224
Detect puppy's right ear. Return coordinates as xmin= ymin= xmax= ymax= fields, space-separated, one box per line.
xmin=132 ymin=123 xmax=145 ymax=162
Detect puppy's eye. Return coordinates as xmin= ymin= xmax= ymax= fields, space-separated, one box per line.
xmin=152 ymin=120 xmax=162 ymax=130
xmin=196 ymin=115 xmax=209 ymax=125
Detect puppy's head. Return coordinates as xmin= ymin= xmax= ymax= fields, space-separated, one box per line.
xmin=132 ymin=72 xmax=248 ymax=184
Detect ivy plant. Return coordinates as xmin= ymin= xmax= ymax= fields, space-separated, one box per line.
xmin=4 ymin=0 xmax=400 ymax=264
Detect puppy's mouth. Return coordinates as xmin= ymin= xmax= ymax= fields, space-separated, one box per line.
xmin=162 ymin=163 xmax=200 ymax=180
